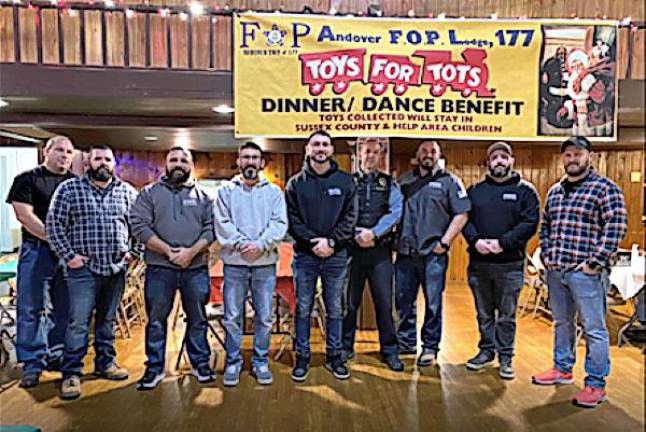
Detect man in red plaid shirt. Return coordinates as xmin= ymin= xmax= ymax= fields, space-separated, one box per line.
xmin=532 ymin=136 xmax=627 ymax=408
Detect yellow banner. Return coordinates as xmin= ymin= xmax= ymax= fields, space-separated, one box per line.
xmin=234 ymin=14 xmax=618 ymax=141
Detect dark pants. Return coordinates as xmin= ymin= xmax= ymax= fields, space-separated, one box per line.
xmin=342 ymin=246 xmax=398 ymax=356
xmin=395 ymin=253 xmax=448 ymax=353
xmin=144 ymin=266 xmax=211 ymax=374
xmin=61 ymin=266 xmax=125 ymax=378
xmin=15 ymin=238 xmax=68 ymax=373
xmin=467 ymin=261 xmax=524 ymax=363
xmin=292 ymin=249 xmax=348 ymax=358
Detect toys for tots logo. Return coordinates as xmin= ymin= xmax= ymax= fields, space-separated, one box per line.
xmin=298 ymin=48 xmax=496 ymax=98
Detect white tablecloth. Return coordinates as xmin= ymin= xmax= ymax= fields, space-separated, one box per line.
xmin=610 ymin=256 xmax=645 ymax=300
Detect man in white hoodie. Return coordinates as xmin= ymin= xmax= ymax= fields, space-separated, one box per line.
xmin=215 ymin=142 xmax=288 ymax=386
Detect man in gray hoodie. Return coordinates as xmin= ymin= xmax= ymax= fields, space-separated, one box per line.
xmin=130 ymin=146 xmax=216 ymax=390
xmin=215 ymin=142 xmax=288 ymax=386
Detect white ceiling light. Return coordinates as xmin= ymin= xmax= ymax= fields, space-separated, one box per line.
xmin=144 ymin=136 xmax=158 ymax=142
xmin=212 ymin=104 xmax=235 ymax=114
xmin=0 ymin=98 xmax=8 ymax=109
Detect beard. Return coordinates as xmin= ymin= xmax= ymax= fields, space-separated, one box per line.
xmin=418 ymin=156 xmax=435 ymax=169
xmin=242 ymin=165 xmax=259 ymax=180
xmin=166 ymin=167 xmax=190 ymax=184
xmin=90 ymin=165 xmax=112 ymax=182
xmin=311 ymin=152 xmax=330 ymax=164
xmin=565 ymin=161 xmax=589 ymax=177
xmin=489 ymin=164 xmax=511 ymax=178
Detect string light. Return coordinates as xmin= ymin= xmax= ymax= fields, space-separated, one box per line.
xmin=407 ymin=9 xmax=415 ymax=18
xmin=125 ymin=8 xmax=134 ymax=18
xmin=437 ymin=12 xmax=446 ymax=19
xmin=158 ymin=8 xmax=170 ymax=17
xmin=189 ymin=1 xmax=204 ymax=16
xmin=179 ymin=12 xmax=188 ymax=21
xmin=104 ymin=0 xmax=115 ymax=8
xmin=490 ymin=13 xmax=498 ymax=19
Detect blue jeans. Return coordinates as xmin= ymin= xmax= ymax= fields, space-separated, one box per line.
xmin=395 ymin=253 xmax=448 ymax=353
xmin=467 ymin=261 xmax=524 ymax=362
xmin=222 ymin=264 xmax=276 ymax=368
xmin=292 ymin=250 xmax=348 ymax=358
xmin=547 ymin=269 xmax=611 ymax=389
xmin=144 ymin=266 xmax=211 ymax=374
xmin=15 ymin=238 xmax=68 ymax=373
xmin=61 ymin=266 xmax=125 ymax=378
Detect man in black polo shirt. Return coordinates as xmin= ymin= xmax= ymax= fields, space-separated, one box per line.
xmin=5 ymin=136 xmax=75 ymax=388
xmin=462 ymin=142 xmax=540 ymax=379
xmin=396 ymin=140 xmax=470 ymax=367
xmin=342 ymin=138 xmax=403 ymax=371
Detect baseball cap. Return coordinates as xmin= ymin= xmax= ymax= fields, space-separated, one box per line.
xmin=487 ymin=141 xmax=513 ymax=157
xmin=560 ymin=136 xmax=592 ymax=153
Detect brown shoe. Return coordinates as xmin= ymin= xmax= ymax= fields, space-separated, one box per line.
xmin=60 ymin=376 xmax=81 ymax=400
xmin=94 ymin=363 xmax=129 ymax=381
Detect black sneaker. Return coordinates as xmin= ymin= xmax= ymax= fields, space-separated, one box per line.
xmin=45 ymin=357 xmax=61 ymax=372
xmin=325 ymin=356 xmax=350 ymax=380
xmin=191 ymin=365 xmax=215 ymax=384
xmin=416 ymin=349 xmax=436 ymax=367
xmin=466 ymin=351 xmax=495 ymax=371
xmin=383 ymin=355 xmax=404 ymax=372
xmin=137 ymin=370 xmax=166 ymax=391
xmin=499 ymin=362 xmax=515 ymax=380
xmin=291 ymin=355 xmax=310 ymax=382
xmin=19 ymin=371 xmax=40 ymax=389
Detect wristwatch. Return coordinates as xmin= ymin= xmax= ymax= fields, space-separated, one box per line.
xmin=328 ymin=238 xmax=336 ymax=249
xmin=439 ymin=240 xmax=450 ymax=251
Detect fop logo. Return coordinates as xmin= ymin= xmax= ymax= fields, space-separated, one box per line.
xmin=239 ymin=20 xmax=312 ymax=48
xmin=263 ymin=24 xmax=287 ymax=46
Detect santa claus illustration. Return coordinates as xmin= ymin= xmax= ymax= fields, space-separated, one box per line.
xmin=558 ymin=46 xmax=614 ymax=136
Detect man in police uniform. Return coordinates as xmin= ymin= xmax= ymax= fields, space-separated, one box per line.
xmin=395 ymin=140 xmax=471 ymax=367
xmin=342 ymin=138 xmax=403 ymax=371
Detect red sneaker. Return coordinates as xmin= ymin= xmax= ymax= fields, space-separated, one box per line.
xmin=531 ymin=367 xmax=574 ymax=385
xmin=573 ymin=386 xmax=607 ymax=408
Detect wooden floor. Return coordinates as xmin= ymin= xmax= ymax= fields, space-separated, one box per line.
xmin=1 ymin=283 xmax=644 ymax=432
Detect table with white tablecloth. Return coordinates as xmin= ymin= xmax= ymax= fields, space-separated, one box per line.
xmin=609 ymin=252 xmax=645 ymax=346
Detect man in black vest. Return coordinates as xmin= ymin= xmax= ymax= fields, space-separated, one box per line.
xmin=342 ymin=138 xmax=404 ymax=371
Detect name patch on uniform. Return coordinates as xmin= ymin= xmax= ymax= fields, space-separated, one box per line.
xmin=183 ymin=199 xmax=198 ymax=206
xmin=502 ymin=193 xmax=517 ymax=201
xmin=428 ymin=182 xmax=443 ymax=189
xmin=327 ymin=187 xmax=342 ymax=196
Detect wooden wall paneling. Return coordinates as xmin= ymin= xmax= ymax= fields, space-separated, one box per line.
xmin=128 ymin=12 xmax=146 ymax=67
xmin=41 ymin=8 xmax=59 ymax=64
xmin=106 ymin=11 xmax=125 ymax=66
xmin=213 ymin=15 xmax=231 ymax=70
xmin=84 ymin=9 xmax=103 ymax=65
xmin=61 ymin=9 xmax=81 ymax=64
xmin=149 ymin=13 xmax=168 ymax=68
xmin=18 ymin=7 xmax=37 ymax=63
xmin=630 ymin=28 xmax=645 ymax=79
xmin=617 ymin=27 xmax=629 ymax=79
xmin=170 ymin=13 xmax=188 ymax=68
xmin=191 ymin=14 xmax=210 ymax=69
xmin=0 ymin=7 xmax=14 ymax=62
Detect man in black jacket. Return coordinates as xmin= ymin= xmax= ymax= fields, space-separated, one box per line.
xmin=462 ymin=142 xmax=540 ymax=379
xmin=285 ymin=130 xmax=358 ymax=382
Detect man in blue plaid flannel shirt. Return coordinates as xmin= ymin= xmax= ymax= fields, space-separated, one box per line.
xmin=46 ymin=144 xmax=140 ymax=400
xmin=532 ymin=136 xmax=627 ymax=408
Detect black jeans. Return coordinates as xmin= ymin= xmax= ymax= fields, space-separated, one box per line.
xmin=342 ymin=246 xmax=398 ymax=356
xmin=467 ymin=261 xmax=524 ymax=363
